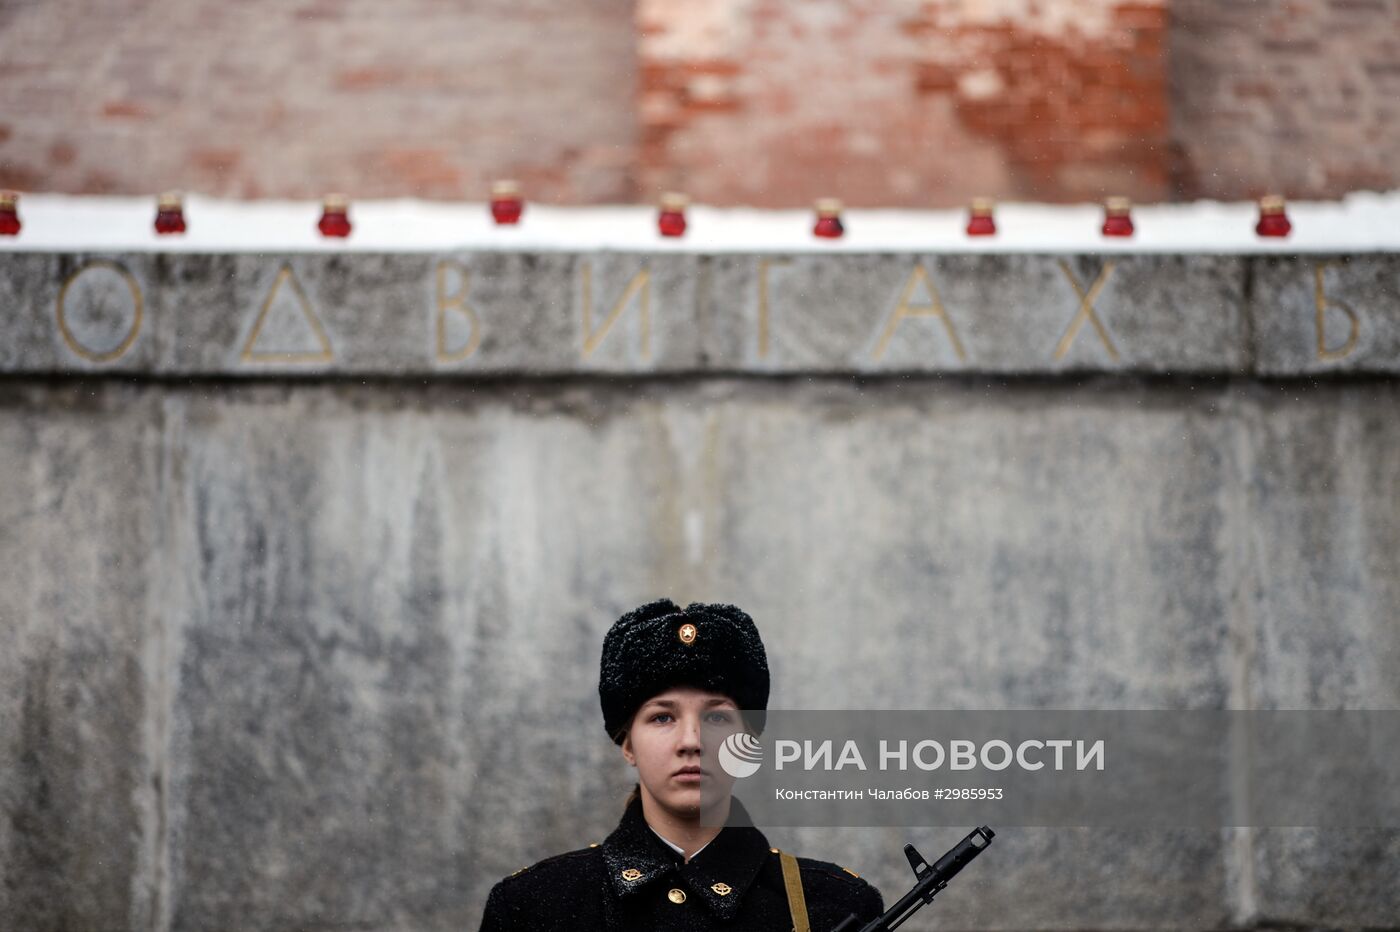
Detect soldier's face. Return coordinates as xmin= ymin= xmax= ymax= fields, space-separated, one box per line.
xmin=622 ymin=686 xmax=744 ymax=816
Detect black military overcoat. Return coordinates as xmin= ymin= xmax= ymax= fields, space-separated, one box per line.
xmin=479 ymin=796 xmax=884 ymax=931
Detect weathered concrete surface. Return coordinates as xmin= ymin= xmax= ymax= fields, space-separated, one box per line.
xmin=709 ymin=254 xmax=1250 ymax=374
xmin=702 ymin=380 xmax=1242 ymax=928
xmin=1253 ymin=256 xmax=1400 ymax=376
xmin=158 ymin=386 xmax=670 ymax=929
xmin=0 ymin=386 xmax=165 ymax=931
xmin=1242 ymin=388 xmax=1400 ymax=928
xmin=1246 ymin=387 xmax=1400 ymax=711
xmin=0 ymin=254 xmax=164 ymax=373
xmin=4 ymin=252 xmax=1399 ymax=377
xmin=1 ymin=377 xmax=1397 ymax=930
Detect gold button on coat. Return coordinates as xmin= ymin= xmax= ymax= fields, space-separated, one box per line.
xmin=667 ymin=887 xmax=687 ymax=904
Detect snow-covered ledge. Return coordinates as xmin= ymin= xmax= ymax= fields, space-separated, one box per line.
xmin=3 ymin=193 xmax=1399 ymax=377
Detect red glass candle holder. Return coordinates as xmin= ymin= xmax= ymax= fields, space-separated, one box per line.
xmin=155 ymin=191 xmax=187 ymax=235
xmin=1256 ymin=194 xmax=1291 ymax=238
xmin=657 ymin=192 xmax=688 ymax=237
xmin=813 ymin=198 xmax=844 ymax=238
xmin=318 ymin=193 xmax=352 ymax=237
xmin=1101 ymin=196 xmax=1134 ymax=237
xmin=491 ymin=180 xmax=524 ymax=225
xmin=966 ymin=197 xmax=996 ymax=236
xmin=0 ymin=190 xmax=19 ymax=236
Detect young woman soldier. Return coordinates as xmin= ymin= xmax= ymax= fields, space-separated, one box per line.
xmin=478 ymin=597 xmax=885 ymax=931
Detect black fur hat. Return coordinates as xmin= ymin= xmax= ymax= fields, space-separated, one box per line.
xmin=599 ymin=597 xmax=770 ymax=744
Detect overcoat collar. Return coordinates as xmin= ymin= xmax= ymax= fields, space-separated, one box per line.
xmin=601 ymin=795 xmax=771 ymax=920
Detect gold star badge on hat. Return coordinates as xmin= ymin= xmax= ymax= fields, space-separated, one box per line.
xmin=678 ymin=623 xmax=697 ymax=644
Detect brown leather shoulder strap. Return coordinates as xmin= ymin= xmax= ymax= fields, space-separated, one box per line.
xmin=778 ymin=850 xmax=811 ymax=932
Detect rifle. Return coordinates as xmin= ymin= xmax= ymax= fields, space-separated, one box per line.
xmin=830 ymin=825 xmax=995 ymax=932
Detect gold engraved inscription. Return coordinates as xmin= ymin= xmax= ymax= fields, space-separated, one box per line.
xmin=581 ymin=263 xmax=650 ymax=360
xmin=241 ymin=264 xmax=334 ymax=363
xmin=1314 ymin=262 xmax=1359 ymax=361
xmin=871 ymin=265 xmax=967 ymax=362
xmin=756 ymin=258 xmax=791 ymax=359
xmin=1054 ymin=260 xmax=1120 ymax=362
xmin=56 ymin=259 xmax=144 ymax=363
xmin=435 ymin=260 xmax=482 ymax=362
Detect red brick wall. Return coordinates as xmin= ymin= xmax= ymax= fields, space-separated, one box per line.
xmin=1170 ymin=0 xmax=1400 ymax=200
xmin=0 ymin=0 xmax=638 ymax=201
xmin=638 ymin=0 xmax=1170 ymax=207
xmin=1 ymin=0 xmax=1398 ymax=205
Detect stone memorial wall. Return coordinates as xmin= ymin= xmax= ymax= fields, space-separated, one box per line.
xmin=2 ymin=243 xmax=1398 ymax=930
